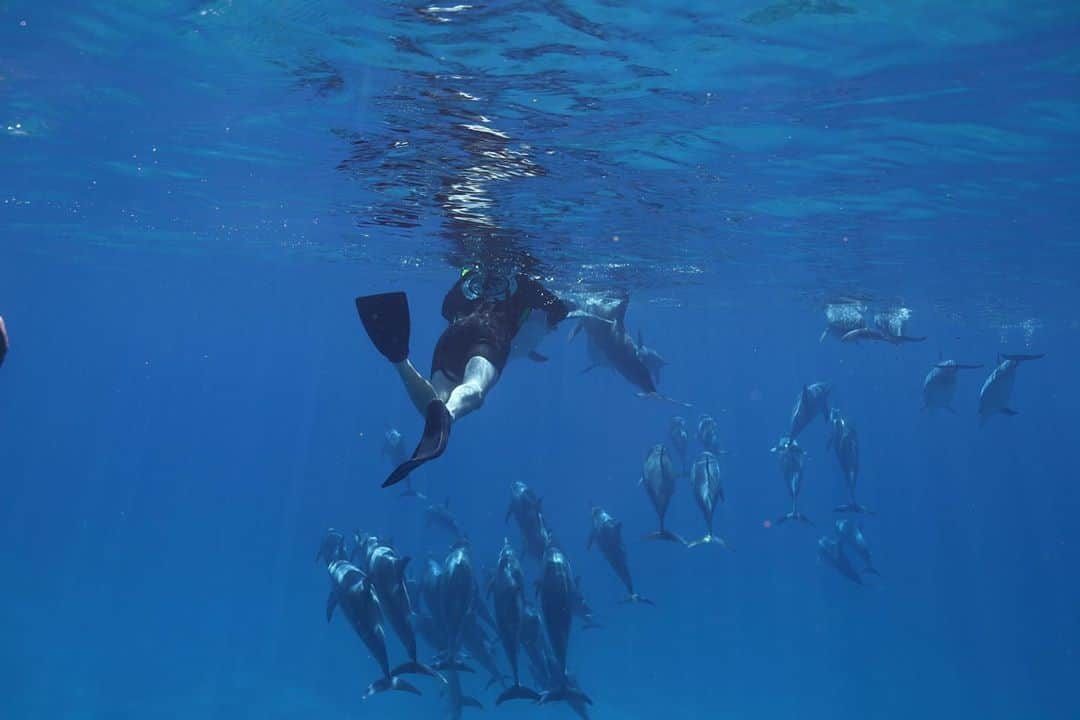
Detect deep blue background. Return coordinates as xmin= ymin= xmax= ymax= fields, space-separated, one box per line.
xmin=2 ymin=1 xmax=1079 ymax=718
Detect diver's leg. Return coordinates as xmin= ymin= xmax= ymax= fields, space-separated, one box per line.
xmin=394 ymin=359 xmax=438 ymax=416
xmin=445 ymin=356 xmax=500 ymax=422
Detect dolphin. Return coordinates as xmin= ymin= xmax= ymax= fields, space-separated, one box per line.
xmin=440 ymin=544 xmax=476 ymax=663
xmin=820 ymin=301 xmax=867 ymax=342
xmin=491 ymin=541 xmax=542 ymax=704
xmin=640 ymin=444 xmax=685 ymax=544
xmin=978 ymin=353 xmax=1045 ymax=423
xmin=841 ymin=307 xmax=926 ymax=344
xmin=816 ymin=536 xmax=866 ymax=586
xmin=923 ymin=359 xmax=983 ymax=413
xmin=568 ymin=295 xmax=689 ymax=406
xmin=835 ymin=519 xmax=879 ymax=576
xmin=697 ymin=414 xmax=724 ymax=456
xmin=462 ymin=613 xmax=507 ymax=690
xmin=537 ymin=545 xmax=593 ymax=707
xmin=366 ymin=544 xmax=442 ymax=680
xmin=425 ymin=498 xmax=467 ymax=540
xmin=668 ymin=416 xmax=690 ymax=475
xmin=570 ymin=574 xmax=602 ymax=630
xmin=506 ymin=481 xmax=552 ymax=562
xmin=383 ymin=428 xmax=425 ymax=499
xmin=829 ymin=409 xmax=872 ymax=514
xmin=588 ymin=507 xmax=653 ymax=603
xmin=687 ymin=452 xmax=730 ymax=548
xmin=789 ymin=382 xmax=831 ymax=439
xmin=770 ymin=437 xmax=812 ymax=526
xmin=315 ymin=528 xmax=347 ymax=567
xmin=326 ymin=560 xmax=422 ymax=698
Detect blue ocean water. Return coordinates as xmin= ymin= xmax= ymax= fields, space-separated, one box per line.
xmin=2 ymin=1 xmax=1078 ymax=718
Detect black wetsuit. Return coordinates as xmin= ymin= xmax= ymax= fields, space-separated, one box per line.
xmin=431 ymin=275 xmax=569 ymax=383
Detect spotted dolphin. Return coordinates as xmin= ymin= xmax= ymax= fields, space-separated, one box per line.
xmin=640 ymin=444 xmax=685 ymax=544
xmin=687 ymin=452 xmax=730 ymax=548
xmin=771 ymin=437 xmax=812 ymax=526
xmin=569 ymin=295 xmax=689 ymax=406
xmin=978 ymin=353 xmax=1045 ymax=423
xmin=588 ymin=507 xmax=653 ymax=602
xmin=923 ymin=359 xmax=983 ymax=413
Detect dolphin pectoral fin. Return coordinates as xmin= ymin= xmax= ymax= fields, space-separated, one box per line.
xmin=863 ymin=567 xmax=882 ymax=577
xmin=325 ymin=592 xmax=338 ymax=622
xmin=528 ymin=351 xmax=550 ymax=363
xmin=568 ymin=322 xmax=584 ymax=342
xmin=496 ymin=684 xmax=542 ymax=705
xmin=898 ymin=335 xmax=927 ymax=343
xmin=580 ymin=363 xmax=601 ymax=374
xmin=461 ymin=695 xmax=484 ymax=709
xmin=1001 ymin=408 xmax=1019 ymax=416
xmin=619 ymin=593 xmax=655 ymax=606
xmin=819 ymin=329 xmax=829 ymax=343
xmin=643 ymin=529 xmax=686 ymax=545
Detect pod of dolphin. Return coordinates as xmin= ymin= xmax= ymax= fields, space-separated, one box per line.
xmin=315 ymin=297 xmax=1044 ymax=716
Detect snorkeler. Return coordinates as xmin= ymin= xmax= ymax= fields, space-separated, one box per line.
xmin=0 ymin=315 xmax=8 ymax=368
xmin=355 ymin=266 xmax=572 ymax=488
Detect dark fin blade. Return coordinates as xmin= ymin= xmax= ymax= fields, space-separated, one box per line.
xmin=642 ymin=529 xmax=687 ymax=545
xmin=1001 ymin=408 xmax=1019 ymax=416
xmin=325 ymin=592 xmax=338 ymax=622
xmin=1002 ymin=353 xmax=1045 ymax=362
xmin=863 ymin=567 xmax=882 ymax=576
xmin=462 ymin=696 xmax=484 ymax=709
xmin=383 ymin=400 xmax=450 ymax=488
xmin=355 ymin=292 xmax=410 ymax=363
xmin=528 ymin=351 xmax=549 ymax=363
xmin=496 ymin=685 xmax=542 ymax=705
xmin=898 ymin=335 xmax=927 ymax=343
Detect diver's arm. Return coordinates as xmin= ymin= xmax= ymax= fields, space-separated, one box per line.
xmin=441 ymin=278 xmax=468 ymax=322
xmin=517 ymin=277 xmax=570 ymax=327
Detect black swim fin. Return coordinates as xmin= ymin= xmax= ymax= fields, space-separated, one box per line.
xmin=383 ymin=400 xmax=451 ymax=488
xmin=355 ymin=292 xmax=410 ymax=363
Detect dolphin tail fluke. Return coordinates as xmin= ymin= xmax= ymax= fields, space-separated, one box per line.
xmin=365 ymin=676 xmax=422 ymax=699
xmin=391 ymin=661 xmax=445 ymax=683
xmin=636 ymin=391 xmax=692 ymax=408
xmin=688 ymin=533 xmax=732 ymax=550
xmin=643 ymin=529 xmax=686 ymax=545
xmin=432 ymin=657 xmax=476 ymax=674
xmin=1002 ymin=353 xmax=1045 ymax=362
xmin=776 ymin=511 xmax=814 ymax=527
xmin=833 ymin=503 xmax=874 ymax=515
xmin=496 ymin=684 xmax=542 ymax=705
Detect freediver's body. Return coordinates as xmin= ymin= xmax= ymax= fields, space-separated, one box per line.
xmin=356 ymin=267 xmax=570 ymax=488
